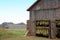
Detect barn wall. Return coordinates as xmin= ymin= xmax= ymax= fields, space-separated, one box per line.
xmin=35 ymin=9 xmax=56 ymax=20
xmin=29 ymin=11 xmax=36 ymax=36
xmin=56 ymin=8 xmax=60 ymax=19
xmin=30 ymin=0 xmax=60 ymax=20
xmin=29 ymin=3 xmax=60 ymax=39
xmin=30 ymin=11 xmax=36 ymax=21
xmin=31 ymin=0 xmax=60 ymax=11
xmin=27 ymin=0 xmax=60 ymax=38
xmin=36 ymin=0 xmax=58 ymax=9
xmin=30 ymin=8 xmax=60 ymax=20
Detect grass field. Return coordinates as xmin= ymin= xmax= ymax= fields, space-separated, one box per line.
xmin=0 ymin=29 xmax=60 ymax=40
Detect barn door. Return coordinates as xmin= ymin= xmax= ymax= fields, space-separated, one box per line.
xmin=56 ymin=20 xmax=60 ymax=38
xmin=36 ymin=20 xmax=50 ymax=37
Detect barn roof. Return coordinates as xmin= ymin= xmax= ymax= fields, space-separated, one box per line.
xmin=27 ymin=0 xmax=41 ymax=11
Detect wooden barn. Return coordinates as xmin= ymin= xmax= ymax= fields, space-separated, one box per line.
xmin=27 ymin=0 xmax=60 ymax=39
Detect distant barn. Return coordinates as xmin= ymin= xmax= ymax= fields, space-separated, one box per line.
xmin=27 ymin=0 xmax=60 ymax=39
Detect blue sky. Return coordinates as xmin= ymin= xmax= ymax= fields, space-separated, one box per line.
xmin=0 ymin=0 xmax=36 ymax=24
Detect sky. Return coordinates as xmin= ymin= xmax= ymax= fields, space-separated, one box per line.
xmin=0 ymin=0 xmax=36 ymax=24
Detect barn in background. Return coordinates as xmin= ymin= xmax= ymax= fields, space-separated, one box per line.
xmin=27 ymin=0 xmax=60 ymax=39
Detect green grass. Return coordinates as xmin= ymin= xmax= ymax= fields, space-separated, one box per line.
xmin=0 ymin=29 xmax=60 ymax=40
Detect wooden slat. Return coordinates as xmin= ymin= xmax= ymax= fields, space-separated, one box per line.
xmin=36 ymin=27 xmax=49 ymax=30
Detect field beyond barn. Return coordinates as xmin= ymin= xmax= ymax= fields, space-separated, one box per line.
xmin=0 ymin=29 xmax=60 ymax=40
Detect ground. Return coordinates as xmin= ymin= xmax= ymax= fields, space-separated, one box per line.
xmin=0 ymin=29 xmax=60 ymax=40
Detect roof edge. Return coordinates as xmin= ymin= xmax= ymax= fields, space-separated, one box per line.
xmin=27 ymin=0 xmax=41 ymax=11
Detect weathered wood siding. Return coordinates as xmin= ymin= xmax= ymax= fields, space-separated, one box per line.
xmin=28 ymin=0 xmax=60 ymax=38
xmin=30 ymin=11 xmax=35 ymax=21
xmin=35 ymin=9 xmax=56 ymax=20
xmin=30 ymin=9 xmax=56 ymax=21
xmin=30 ymin=0 xmax=60 ymax=21
xmin=30 ymin=0 xmax=60 ymax=20
xmin=56 ymin=8 xmax=60 ymax=19
xmin=31 ymin=0 xmax=60 ymax=11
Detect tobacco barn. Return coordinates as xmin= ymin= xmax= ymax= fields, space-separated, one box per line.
xmin=27 ymin=0 xmax=60 ymax=38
